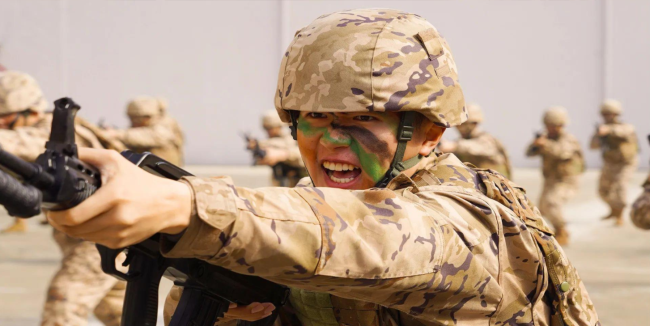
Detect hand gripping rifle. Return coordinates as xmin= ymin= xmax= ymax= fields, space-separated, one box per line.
xmin=0 ymin=98 xmax=288 ymax=326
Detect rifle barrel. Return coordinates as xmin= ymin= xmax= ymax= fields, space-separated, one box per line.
xmin=0 ymin=147 xmax=54 ymax=187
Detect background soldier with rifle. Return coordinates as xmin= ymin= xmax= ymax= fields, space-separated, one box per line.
xmin=437 ymin=103 xmax=512 ymax=178
xmin=526 ymin=107 xmax=585 ymax=245
xmin=245 ymin=110 xmax=306 ymax=187
xmin=101 ymin=96 xmax=184 ymax=166
xmin=590 ymin=99 xmax=639 ymax=226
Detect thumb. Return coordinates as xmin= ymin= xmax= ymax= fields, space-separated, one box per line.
xmin=77 ymin=147 xmax=120 ymax=167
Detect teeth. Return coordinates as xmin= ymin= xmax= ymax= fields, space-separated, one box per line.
xmin=322 ymin=161 xmax=358 ymax=172
xmin=329 ymin=175 xmax=354 ymax=183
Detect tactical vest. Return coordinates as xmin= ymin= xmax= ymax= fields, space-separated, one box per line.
xmin=287 ymin=162 xmax=599 ymax=326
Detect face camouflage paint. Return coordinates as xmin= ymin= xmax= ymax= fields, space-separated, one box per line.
xmin=297 ymin=115 xmax=399 ymax=183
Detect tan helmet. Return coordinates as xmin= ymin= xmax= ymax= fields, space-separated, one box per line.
xmin=543 ymin=106 xmax=569 ymax=126
xmin=126 ymin=96 xmax=167 ymax=117
xmin=465 ymin=103 xmax=484 ymax=123
xmin=274 ymin=8 xmax=466 ymax=128
xmin=0 ymin=71 xmax=47 ymax=115
xmin=600 ymin=99 xmax=622 ymax=115
xmin=262 ymin=110 xmax=284 ymax=129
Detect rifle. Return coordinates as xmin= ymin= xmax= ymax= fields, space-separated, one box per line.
xmin=242 ymin=133 xmax=267 ymax=161
xmin=0 ymin=97 xmax=288 ymax=326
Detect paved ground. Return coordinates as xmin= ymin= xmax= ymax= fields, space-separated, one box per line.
xmin=0 ymin=166 xmax=648 ymax=325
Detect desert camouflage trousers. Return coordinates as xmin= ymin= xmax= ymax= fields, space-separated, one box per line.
xmin=539 ymin=176 xmax=579 ymax=230
xmin=41 ymin=229 xmax=126 ymax=326
xmin=598 ymin=161 xmax=637 ymax=214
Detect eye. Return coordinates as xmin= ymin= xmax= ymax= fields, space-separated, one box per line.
xmin=307 ymin=112 xmax=328 ymax=119
xmin=353 ymin=115 xmax=377 ymax=122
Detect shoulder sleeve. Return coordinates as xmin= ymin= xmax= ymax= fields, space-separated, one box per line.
xmin=455 ymin=134 xmax=499 ymax=157
xmin=161 ymin=176 xmax=499 ymax=320
xmin=118 ymin=124 xmax=176 ymax=148
xmin=0 ymin=128 xmax=48 ymax=161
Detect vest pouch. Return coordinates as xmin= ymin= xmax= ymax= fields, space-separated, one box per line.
xmin=526 ymin=224 xmax=599 ymax=326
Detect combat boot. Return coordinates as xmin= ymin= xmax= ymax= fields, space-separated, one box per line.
xmin=1 ymin=219 xmax=27 ymax=234
xmin=554 ymin=227 xmax=570 ymax=246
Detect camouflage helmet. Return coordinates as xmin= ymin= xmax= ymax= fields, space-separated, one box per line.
xmin=262 ymin=110 xmax=284 ymax=128
xmin=465 ymin=103 xmax=484 ymax=123
xmin=600 ymin=99 xmax=622 ymax=115
xmin=0 ymin=71 xmax=47 ymax=115
xmin=543 ymin=106 xmax=569 ymax=126
xmin=274 ymin=8 xmax=466 ymax=128
xmin=126 ymin=96 xmax=167 ymax=117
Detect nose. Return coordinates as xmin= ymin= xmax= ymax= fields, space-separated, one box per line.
xmin=320 ymin=126 xmax=351 ymax=149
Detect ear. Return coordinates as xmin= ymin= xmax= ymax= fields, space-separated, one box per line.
xmin=417 ymin=121 xmax=445 ymax=156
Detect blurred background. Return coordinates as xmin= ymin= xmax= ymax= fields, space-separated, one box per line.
xmin=0 ymin=1 xmax=648 ymax=326
xmin=0 ymin=0 xmax=648 ymax=167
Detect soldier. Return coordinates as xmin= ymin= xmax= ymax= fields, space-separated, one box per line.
xmin=526 ymin=107 xmax=585 ymax=245
xmin=246 ymin=110 xmax=307 ymax=187
xmin=437 ymin=103 xmax=512 ymax=178
xmin=104 ymin=96 xmax=184 ymax=165
xmin=0 ymin=71 xmax=125 ymax=326
xmin=49 ymin=9 xmax=599 ymax=326
xmin=590 ymin=99 xmax=639 ymax=225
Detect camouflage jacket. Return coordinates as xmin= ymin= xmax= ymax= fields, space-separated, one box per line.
xmin=0 ymin=113 xmax=102 ymax=162
xmin=162 ymin=153 xmax=599 ymax=326
xmin=631 ymin=174 xmax=650 ymax=230
xmin=590 ymin=122 xmax=638 ymax=165
xmin=115 ymin=115 xmax=184 ymax=165
xmin=527 ymin=131 xmax=585 ymax=180
xmin=453 ymin=129 xmax=512 ymax=178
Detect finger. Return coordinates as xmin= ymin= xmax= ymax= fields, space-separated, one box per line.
xmin=46 ymin=184 xmax=119 ymax=227
xmin=250 ymin=303 xmax=265 ymax=313
xmin=54 ymin=206 xmax=128 ymax=238
xmin=77 ymin=147 xmax=121 ymax=169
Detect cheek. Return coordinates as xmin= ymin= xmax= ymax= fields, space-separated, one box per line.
xmin=297 ymin=132 xmax=321 ymax=174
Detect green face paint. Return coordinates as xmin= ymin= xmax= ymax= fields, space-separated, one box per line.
xmin=297 ymin=116 xmax=398 ymax=184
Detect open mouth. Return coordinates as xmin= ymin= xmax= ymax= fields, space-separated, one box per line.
xmin=322 ymin=161 xmax=362 ymax=185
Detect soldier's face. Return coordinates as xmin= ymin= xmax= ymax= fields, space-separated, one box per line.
xmin=456 ymin=122 xmax=478 ymax=138
xmin=545 ymin=123 xmax=563 ymax=137
xmin=0 ymin=113 xmax=19 ymax=129
xmin=130 ymin=115 xmax=152 ymax=127
xmin=296 ymin=111 xmax=442 ymax=190
xmin=265 ymin=126 xmax=283 ymax=138
xmin=602 ymin=113 xmax=617 ymax=124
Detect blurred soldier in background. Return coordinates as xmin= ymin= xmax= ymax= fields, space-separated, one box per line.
xmin=590 ymin=99 xmax=639 ymax=226
xmin=437 ymin=103 xmax=512 ymax=178
xmin=245 ymin=110 xmax=306 ymax=187
xmin=526 ymin=107 xmax=585 ymax=245
xmin=631 ymin=136 xmax=650 ymax=230
xmin=0 ymin=71 xmax=125 ymax=325
xmin=104 ymin=96 xmax=184 ymax=165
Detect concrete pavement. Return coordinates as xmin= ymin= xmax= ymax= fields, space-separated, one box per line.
xmin=0 ymin=166 xmax=648 ymax=325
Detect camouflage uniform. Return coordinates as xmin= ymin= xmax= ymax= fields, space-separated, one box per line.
xmin=631 ymin=174 xmax=650 ymax=230
xmin=526 ymin=107 xmax=585 ymax=243
xmin=590 ymin=100 xmax=639 ymax=223
xmin=257 ymin=110 xmax=307 ymax=187
xmin=450 ymin=104 xmax=512 ymax=178
xmin=162 ymin=9 xmax=598 ymax=326
xmin=0 ymin=71 xmax=125 ymax=326
xmin=114 ymin=96 xmax=184 ymax=165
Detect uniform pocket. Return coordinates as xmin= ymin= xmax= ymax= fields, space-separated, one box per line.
xmin=530 ymin=229 xmax=600 ymax=326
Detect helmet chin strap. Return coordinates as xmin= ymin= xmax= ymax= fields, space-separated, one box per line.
xmin=374 ymin=111 xmax=421 ymax=188
xmin=288 ymin=110 xmax=422 ymax=188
